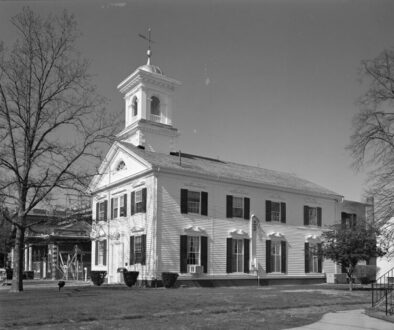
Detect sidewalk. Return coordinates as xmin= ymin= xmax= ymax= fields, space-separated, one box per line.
xmin=286 ymin=309 xmax=393 ymax=330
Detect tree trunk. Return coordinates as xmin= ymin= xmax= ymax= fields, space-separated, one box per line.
xmin=10 ymin=225 xmax=25 ymax=292
xmin=348 ymin=275 xmax=353 ymax=291
xmin=347 ymin=265 xmax=354 ymax=292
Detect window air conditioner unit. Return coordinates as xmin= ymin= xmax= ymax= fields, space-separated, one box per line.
xmin=188 ymin=265 xmax=203 ymax=274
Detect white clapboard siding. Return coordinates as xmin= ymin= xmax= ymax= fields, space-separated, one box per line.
xmin=157 ymin=171 xmax=339 ymax=277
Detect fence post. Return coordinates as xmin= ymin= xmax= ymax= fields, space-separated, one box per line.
xmin=371 ymin=283 xmax=374 ymax=306
xmin=386 ymin=288 xmax=388 ymax=316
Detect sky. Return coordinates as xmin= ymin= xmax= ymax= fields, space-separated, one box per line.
xmin=1 ymin=0 xmax=394 ymax=203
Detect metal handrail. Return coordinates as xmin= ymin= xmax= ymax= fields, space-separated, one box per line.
xmin=372 ymin=267 xmax=394 ymax=315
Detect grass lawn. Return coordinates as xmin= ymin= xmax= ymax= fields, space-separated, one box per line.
xmin=0 ymin=284 xmax=372 ymax=329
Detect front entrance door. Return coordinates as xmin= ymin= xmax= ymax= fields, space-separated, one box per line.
xmin=110 ymin=242 xmax=124 ymax=284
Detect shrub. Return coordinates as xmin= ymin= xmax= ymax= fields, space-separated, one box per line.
xmin=161 ymin=272 xmax=179 ymax=288
xmin=91 ymin=270 xmax=107 ymax=286
xmin=23 ymin=271 xmax=34 ymax=280
xmin=123 ymin=271 xmax=139 ymax=287
xmin=354 ymin=265 xmax=378 ymax=284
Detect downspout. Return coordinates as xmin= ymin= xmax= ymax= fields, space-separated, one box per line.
xmin=250 ymin=213 xmax=259 ymax=285
xmin=153 ymin=166 xmax=159 ymax=286
xmin=107 ymin=190 xmax=110 ymax=283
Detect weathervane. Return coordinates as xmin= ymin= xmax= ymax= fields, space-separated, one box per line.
xmin=138 ymin=27 xmax=155 ymax=65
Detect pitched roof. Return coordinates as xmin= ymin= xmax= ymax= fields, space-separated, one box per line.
xmin=119 ymin=142 xmax=341 ymax=198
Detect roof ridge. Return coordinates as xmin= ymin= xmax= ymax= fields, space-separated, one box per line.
xmin=117 ymin=141 xmax=341 ymax=197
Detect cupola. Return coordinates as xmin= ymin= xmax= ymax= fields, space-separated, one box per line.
xmin=116 ymin=28 xmax=181 ymax=154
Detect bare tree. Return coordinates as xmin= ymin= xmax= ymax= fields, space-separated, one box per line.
xmin=0 ymin=8 xmax=117 ymax=292
xmin=349 ymin=49 xmax=394 ymax=257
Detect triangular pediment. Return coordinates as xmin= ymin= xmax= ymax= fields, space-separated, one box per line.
xmin=89 ymin=142 xmax=152 ymax=192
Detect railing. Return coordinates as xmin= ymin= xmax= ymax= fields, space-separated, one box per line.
xmin=372 ymin=267 xmax=394 ymax=315
xmin=150 ymin=114 xmax=161 ymax=123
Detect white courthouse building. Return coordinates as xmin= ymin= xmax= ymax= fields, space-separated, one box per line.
xmin=89 ymin=51 xmax=371 ymax=285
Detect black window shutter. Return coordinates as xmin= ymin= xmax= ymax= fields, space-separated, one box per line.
xmin=244 ymin=238 xmax=250 ymax=273
xmin=103 ymin=240 xmax=107 ymax=266
xmin=244 ymin=198 xmax=250 ymax=220
xmin=266 ymin=200 xmax=272 ymax=222
xmin=226 ymin=238 xmax=233 ymax=273
xmin=304 ymin=206 xmax=309 ymax=225
xmin=111 ymin=198 xmax=114 ymax=219
xmin=96 ymin=203 xmax=99 ymax=221
xmin=129 ymin=236 xmax=135 ymax=265
xmin=95 ymin=241 xmax=98 ymax=266
xmin=180 ymin=235 xmax=188 ymax=273
xmin=352 ymin=214 xmax=357 ymax=228
xmin=123 ymin=194 xmax=127 ymax=216
xmin=281 ymin=241 xmax=286 ymax=273
xmin=142 ymin=188 xmax=147 ymax=213
xmin=317 ymin=207 xmax=322 ymax=227
xmin=180 ymin=189 xmax=188 ymax=214
xmin=280 ymin=202 xmax=286 ymax=223
xmin=201 ymin=191 xmax=208 ymax=216
xmin=201 ymin=236 xmax=208 ymax=273
xmin=130 ymin=191 xmax=135 ymax=215
xmin=103 ymin=201 xmax=108 ymax=221
xmin=304 ymin=242 xmax=310 ymax=273
xmin=226 ymin=195 xmax=233 ymax=218
xmin=317 ymin=243 xmax=323 ymax=273
xmin=266 ymin=240 xmax=271 ymax=273
xmin=141 ymin=234 xmax=146 ymax=265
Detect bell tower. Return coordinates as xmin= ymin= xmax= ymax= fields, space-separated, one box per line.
xmin=116 ymin=28 xmax=181 ymax=153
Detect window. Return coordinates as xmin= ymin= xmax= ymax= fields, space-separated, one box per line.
xmin=95 ymin=240 xmax=107 ymax=266
xmin=129 ymin=235 xmax=146 ymax=265
xmin=119 ymin=195 xmax=126 ymax=216
xmin=232 ymin=239 xmax=244 ymax=272
xmin=265 ymin=200 xmax=286 ymax=223
xmin=180 ymin=189 xmax=208 ymax=216
xmin=132 ymin=97 xmax=138 ymax=117
xmin=271 ymin=241 xmax=282 ymax=272
xmin=304 ymin=206 xmax=322 ymax=227
xmin=232 ymin=197 xmax=243 ymax=218
xmin=226 ymin=195 xmax=250 ymax=219
xmin=96 ymin=200 xmax=108 ymax=221
xmin=111 ymin=194 xmax=127 ymax=219
xmin=187 ymin=236 xmax=200 ymax=265
xmin=226 ymin=237 xmax=250 ymax=274
xmin=341 ymin=212 xmax=357 ymax=229
xmin=309 ymin=244 xmax=318 ymax=273
xmin=309 ymin=207 xmax=317 ymax=226
xmin=266 ymin=240 xmax=287 ymax=274
xmin=135 ymin=236 xmax=142 ymax=263
xmin=151 ymin=96 xmax=160 ymax=115
xmin=305 ymin=242 xmax=322 ymax=273
xmin=131 ymin=188 xmax=147 ymax=215
xmin=113 ymin=198 xmax=119 ymax=218
xmin=180 ymin=235 xmax=208 ymax=273
xmin=271 ymin=202 xmax=280 ymax=222
xmin=99 ymin=202 xmax=105 ymax=220
xmin=116 ymin=161 xmax=126 ymax=171
xmin=188 ymin=191 xmax=200 ymax=214
xmin=135 ymin=190 xmax=143 ymax=212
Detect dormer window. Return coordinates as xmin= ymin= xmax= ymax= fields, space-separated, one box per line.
xmin=116 ymin=160 xmax=126 ymax=171
xmin=150 ymin=96 xmax=161 ymax=122
xmin=132 ymin=97 xmax=138 ymax=117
